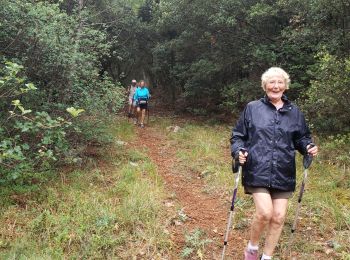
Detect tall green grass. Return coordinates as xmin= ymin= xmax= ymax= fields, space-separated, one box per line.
xmin=167 ymin=123 xmax=233 ymax=189
xmin=0 ymin=117 xmax=171 ymax=259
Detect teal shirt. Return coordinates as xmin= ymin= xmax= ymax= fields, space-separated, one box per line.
xmin=133 ymin=87 xmax=150 ymax=101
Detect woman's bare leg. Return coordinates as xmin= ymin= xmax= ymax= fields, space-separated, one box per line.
xmin=136 ymin=107 xmax=141 ymax=124
xmin=141 ymin=108 xmax=146 ymax=124
xmin=250 ymin=192 xmax=274 ymax=246
xmin=263 ymin=198 xmax=289 ymax=256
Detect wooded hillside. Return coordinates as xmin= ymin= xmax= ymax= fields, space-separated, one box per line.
xmin=0 ymin=0 xmax=349 ymax=259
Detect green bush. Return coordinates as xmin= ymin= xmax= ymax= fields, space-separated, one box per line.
xmin=0 ymin=0 xmax=123 ymax=115
xmin=302 ymin=52 xmax=350 ymax=134
xmin=76 ymin=74 xmax=125 ymax=115
xmin=0 ymin=62 xmax=76 ymax=183
xmin=0 ymin=0 xmax=126 ymax=183
xmin=221 ymin=79 xmax=262 ymax=114
xmin=320 ymin=133 xmax=350 ymax=169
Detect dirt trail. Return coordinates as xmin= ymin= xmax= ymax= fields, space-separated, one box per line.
xmin=132 ymin=123 xmax=247 ymax=259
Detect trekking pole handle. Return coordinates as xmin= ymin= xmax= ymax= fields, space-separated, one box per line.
xmin=232 ymin=148 xmax=248 ymax=173
xmin=239 ymin=148 xmax=248 ymax=165
xmin=303 ymin=143 xmax=315 ymax=169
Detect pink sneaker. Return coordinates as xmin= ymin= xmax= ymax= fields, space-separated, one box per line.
xmin=244 ymin=249 xmax=258 ymax=260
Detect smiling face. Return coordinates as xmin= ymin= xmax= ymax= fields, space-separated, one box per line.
xmin=264 ymin=75 xmax=286 ymax=103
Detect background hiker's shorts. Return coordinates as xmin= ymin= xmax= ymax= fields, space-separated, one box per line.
xmin=138 ymin=103 xmax=148 ymax=110
xmin=244 ymin=186 xmax=293 ymax=199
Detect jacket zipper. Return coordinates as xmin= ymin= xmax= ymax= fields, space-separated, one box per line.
xmin=270 ymin=109 xmax=279 ymax=188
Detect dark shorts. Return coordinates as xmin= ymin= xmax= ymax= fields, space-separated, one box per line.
xmin=244 ymin=186 xmax=293 ymax=199
xmin=138 ymin=103 xmax=148 ymax=110
xmin=137 ymin=99 xmax=148 ymax=110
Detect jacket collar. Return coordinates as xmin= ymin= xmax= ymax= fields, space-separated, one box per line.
xmin=261 ymin=94 xmax=293 ymax=112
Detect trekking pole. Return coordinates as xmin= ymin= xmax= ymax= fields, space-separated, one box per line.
xmin=221 ymin=149 xmax=246 ymax=260
xmin=286 ymin=144 xmax=315 ymax=256
xmin=147 ymin=103 xmax=150 ymax=125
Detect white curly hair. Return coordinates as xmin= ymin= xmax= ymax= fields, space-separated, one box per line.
xmin=261 ymin=67 xmax=291 ymax=90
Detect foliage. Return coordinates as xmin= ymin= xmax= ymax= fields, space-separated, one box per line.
xmin=150 ymin=0 xmax=288 ymax=111
xmin=0 ymin=0 xmax=349 ymax=256
xmin=3 ymin=0 xmax=347 ymax=136
xmin=221 ymin=79 xmax=262 ymax=113
xmin=0 ymin=62 xmax=77 ymax=183
xmin=0 ymin=0 xmax=124 ymax=114
xmin=75 ymin=74 xmax=125 ymax=115
xmin=85 ymin=0 xmax=156 ymax=83
xmin=0 ymin=0 xmax=126 ymax=180
xmin=0 ymin=119 xmax=170 ymax=258
xmin=302 ymin=52 xmax=350 ymax=134
xmin=181 ymin=228 xmax=212 ymax=259
xmin=66 ymin=107 xmax=85 ymax=118
xmin=144 ymin=0 xmax=350 ymax=128
xmin=167 ymin=122 xmax=230 ymax=190
xmin=320 ymin=134 xmax=350 ymax=170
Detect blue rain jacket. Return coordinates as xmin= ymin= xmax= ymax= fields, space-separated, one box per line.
xmin=230 ymin=95 xmax=313 ymax=191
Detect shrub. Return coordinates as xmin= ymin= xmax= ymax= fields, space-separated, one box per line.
xmin=221 ymin=79 xmax=261 ymax=114
xmin=302 ymin=52 xmax=350 ymax=134
xmin=0 ymin=62 xmax=77 ymax=183
xmin=320 ymin=133 xmax=350 ymax=170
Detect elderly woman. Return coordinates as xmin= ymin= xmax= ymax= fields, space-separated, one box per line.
xmin=230 ymin=67 xmax=318 ymax=260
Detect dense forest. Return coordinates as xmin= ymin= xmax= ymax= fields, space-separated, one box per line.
xmin=1 ymin=0 xmax=349 ymax=182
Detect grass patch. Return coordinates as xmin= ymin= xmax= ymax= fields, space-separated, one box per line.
xmin=166 ymin=123 xmax=232 ymax=188
xmin=279 ymin=158 xmax=350 ymax=258
xmin=112 ymin=117 xmax=136 ymax=142
xmin=0 ymin=118 xmax=171 ymax=259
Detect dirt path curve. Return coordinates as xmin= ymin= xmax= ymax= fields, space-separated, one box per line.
xmin=132 ymin=123 xmax=247 ymax=259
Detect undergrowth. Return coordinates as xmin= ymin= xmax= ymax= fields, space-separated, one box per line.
xmin=0 ymin=117 xmax=171 ymax=259
xmin=166 ymin=122 xmax=232 ymax=190
xmin=181 ymin=228 xmax=212 ymax=259
xmin=1 ymin=115 xmax=348 ymax=259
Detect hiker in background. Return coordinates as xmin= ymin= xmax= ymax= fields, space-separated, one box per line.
xmin=230 ymin=67 xmax=318 ymax=260
xmin=134 ymin=80 xmax=150 ymax=128
xmin=127 ymin=79 xmax=138 ymax=117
